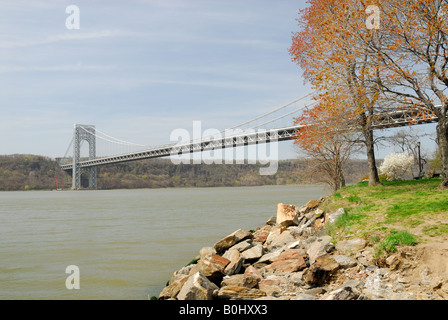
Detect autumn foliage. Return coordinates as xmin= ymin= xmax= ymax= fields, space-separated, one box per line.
xmin=290 ymin=0 xmax=448 ymax=189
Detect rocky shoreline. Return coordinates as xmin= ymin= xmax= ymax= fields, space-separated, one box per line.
xmin=158 ymin=198 xmax=448 ymax=300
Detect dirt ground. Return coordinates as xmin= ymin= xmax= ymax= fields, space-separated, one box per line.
xmin=398 ymin=241 xmax=448 ymax=299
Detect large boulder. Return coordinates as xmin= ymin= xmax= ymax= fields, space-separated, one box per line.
xmin=241 ymin=244 xmax=263 ymax=260
xmin=192 ymin=254 xmax=230 ymax=282
xmin=307 ymin=235 xmax=334 ymax=264
xmin=305 ymin=254 xmax=340 ymax=286
xmin=213 ymin=229 xmax=253 ymax=253
xmin=265 ymin=226 xmax=298 ymax=251
xmin=177 ymin=272 xmax=219 ymax=300
xmin=264 ymin=249 xmax=308 ymax=274
xmin=222 ymin=249 xmax=244 ymax=275
xmin=276 ymin=203 xmax=298 ymax=226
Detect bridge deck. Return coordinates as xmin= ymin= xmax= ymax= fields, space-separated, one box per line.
xmin=60 ymin=108 xmax=439 ymax=170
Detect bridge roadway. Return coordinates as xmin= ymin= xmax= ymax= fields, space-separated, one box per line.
xmin=59 ymin=107 xmax=440 ymax=171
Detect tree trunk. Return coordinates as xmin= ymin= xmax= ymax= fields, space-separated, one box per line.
xmin=436 ymin=120 xmax=448 ymax=189
xmin=364 ymin=126 xmax=381 ymax=186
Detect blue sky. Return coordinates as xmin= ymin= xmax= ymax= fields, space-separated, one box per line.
xmin=0 ymin=0 xmax=438 ymax=161
xmin=0 ymin=0 xmax=314 ymax=159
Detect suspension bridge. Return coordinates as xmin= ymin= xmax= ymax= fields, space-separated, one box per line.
xmin=57 ymin=92 xmax=440 ymax=189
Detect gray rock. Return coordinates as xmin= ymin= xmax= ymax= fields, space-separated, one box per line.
xmin=324 ymin=286 xmax=359 ymax=300
xmin=241 ymin=244 xmax=263 ymax=260
xmin=363 ymin=268 xmax=393 ymax=299
xmin=229 ymin=239 xmax=253 ymax=252
xmin=305 ymin=287 xmax=326 ymax=295
xmin=287 ymin=227 xmax=303 ymax=238
xmin=291 ymin=293 xmax=316 ymax=300
xmin=289 ymin=272 xmax=305 ymax=287
xmin=256 ymin=248 xmax=284 ymax=265
xmin=335 ymin=238 xmax=366 ymax=254
xmin=307 ymin=235 xmax=333 ymax=264
xmin=265 ymin=228 xmax=297 ymax=251
xmin=333 ymin=255 xmax=358 ymax=268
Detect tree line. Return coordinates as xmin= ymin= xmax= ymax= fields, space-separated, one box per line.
xmin=0 ymin=154 xmax=374 ymax=191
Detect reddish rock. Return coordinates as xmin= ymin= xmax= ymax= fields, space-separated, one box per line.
xmin=253 ymin=229 xmax=270 ymax=243
xmin=273 ymin=249 xmax=307 ymax=262
xmin=210 ymin=254 xmax=231 ymax=268
xmin=265 ymin=258 xmax=308 ymax=273
xmin=264 ymin=250 xmax=308 ymax=274
xmin=244 ymin=265 xmax=263 ymax=281
xmin=192 ymin=254 xmax=230 ymax=281
xmin=258 ymin=276 xmax=288 ymax=296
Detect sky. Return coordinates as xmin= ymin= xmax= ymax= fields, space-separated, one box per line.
xmin=0 ymin=0 xmax=439 ymax=161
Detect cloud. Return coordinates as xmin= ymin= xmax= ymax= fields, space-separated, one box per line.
xmin=0 ymin=29 xmax=128 ymax=49
xmin=0 ymin=63 xmax=114 ymax=73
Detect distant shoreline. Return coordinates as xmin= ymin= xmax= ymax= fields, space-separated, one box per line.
xmin=0 ymin=154 xmax=372 ymax=191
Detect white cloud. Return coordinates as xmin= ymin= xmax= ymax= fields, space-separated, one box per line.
xmin=0 ymin=29 xmax=128 ymax=49
xmin=0 ymin=63 xmax=114 ymax=73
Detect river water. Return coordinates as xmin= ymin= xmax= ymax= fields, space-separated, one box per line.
xmin=0 ymin=184 xmax=327 ymax=300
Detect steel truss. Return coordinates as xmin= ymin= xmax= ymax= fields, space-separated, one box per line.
xmin=60 ymin=108 xmax=441 ymax=179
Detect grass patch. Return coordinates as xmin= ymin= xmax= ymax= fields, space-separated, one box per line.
xmin=326 ymin=206 xmax=369 ymax=241
xmin=333 ymin=192 xmax=342 ymax=200
xmin=323 ymin=178 xmax=447 ymax=245
xmin=346 ymin=195 xmax=362 ymax=203
xmin=379 ymin=230 xmax=418 ymax=253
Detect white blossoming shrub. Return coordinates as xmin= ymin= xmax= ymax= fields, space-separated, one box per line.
xmin=379 ymin=152 xmax=414 ymax=180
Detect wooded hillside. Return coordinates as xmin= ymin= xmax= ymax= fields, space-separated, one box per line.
xmin=0 ymin=154 xmax=373 ymax=191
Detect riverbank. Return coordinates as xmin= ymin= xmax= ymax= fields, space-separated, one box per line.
xmin=157 ymin=179 xmax=448 ymax=300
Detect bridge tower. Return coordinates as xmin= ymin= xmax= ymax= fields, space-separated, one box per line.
xmin=72 ymin=124 xmax=97 ymax=189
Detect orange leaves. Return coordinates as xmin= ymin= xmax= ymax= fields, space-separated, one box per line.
xmin=293 ymin=93 xmax=356 ymax=154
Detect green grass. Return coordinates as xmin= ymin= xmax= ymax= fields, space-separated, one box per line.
xmin=379 ymin=230 xmax=418 ymax=253
xmin=323 ymin=178 xmax=447 ymax=250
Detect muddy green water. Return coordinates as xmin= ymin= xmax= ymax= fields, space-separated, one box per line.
xmin=0 ymin=184 xmax=327 ymax=300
